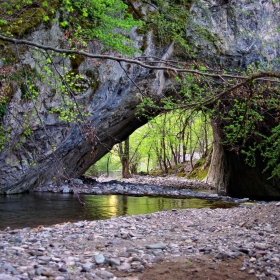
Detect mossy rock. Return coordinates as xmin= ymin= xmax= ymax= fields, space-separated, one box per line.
xmin=85 ymin=70 xmax=101 ymax=91
xmin=148 ymin=169 xmax=165 ymax=176
xmin=127 ymin=2 xmax=145 ymax=20
xmin=8 ymin=8 xmax=45 ymax=37
xmin=178 ymin=172 xmax=186 ymax=177
xmin=70 ymin=55 xmax=85 ymax=73
xmin=1 ymin=0 xmax=59 ymax=37
xmin=188 ymin=158 xmax=209 ymax=180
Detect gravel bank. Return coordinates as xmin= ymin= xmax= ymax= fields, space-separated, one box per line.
xmin=35 ymin=176 xmax=234 ymax=202
xmin=0 ymin=202 xmax=279 ymax=280
xmin=93 ymin=176 xmax=213 ymax=190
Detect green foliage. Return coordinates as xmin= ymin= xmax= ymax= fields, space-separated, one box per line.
xmin=60 ymin=0 xmax=143 ymax=55
xmin=144 ymin=0 xmax=193 ymax=55
xmin=188 ymin=158 xmax=209 ymax=180
xmin=0 ymin=125 xmax=5 ymax=150
xmin=0 ymin=0 xmax=142 ymax=55
xmin=88 ymin=152 xmax=121 ymax=177
xmin=89 ymin=110 xmax=212 ymax=176
xmin=220 ymin=97 xmax=264 ymax=147
xmin=261 ymin=124 xmax=280 ymax=178
xmin=177 ymin=73 xmax=211 ymax=106
xmin=1 ymin=0 xmax=280 ymax=185
xmin=0 ymin=0 xmax=58 ymax=37
xmin=0 ymin=1 xmax=144 ymax=155
xmin=212 ymin=82 xmax=280 ymax=179
xmin=50 ymin=102 xmax=90 ymax=123
xmin=0 ymin=97 xmax=6 ymax=119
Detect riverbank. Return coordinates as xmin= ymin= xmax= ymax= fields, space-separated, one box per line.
xmin=34 ymin=175 xmax=239 ymax=202
xmin=0 ymin=202 xmax=279 ymax=279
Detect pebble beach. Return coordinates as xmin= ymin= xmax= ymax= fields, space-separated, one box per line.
xmin=1 ymin=200 xmax=280 ymax=280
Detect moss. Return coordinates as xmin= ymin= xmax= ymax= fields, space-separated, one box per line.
xmin=70 ymin=55 xmax=85 ymax=73
xmin=137 ymin=0 xmax=195 ymax=49
xmin=8 ymin=8 xmax=45 ymax=37
xmin=89 ymin=80 xmax=100 ymax=93
xmin=0 ymin=0 xmax=60 ymax=118
xmin=85 ymin=69 xmax=101 ymax=98
xmin=127 ymin=1 xmax=145 ymax=20
xmin=0 ymin=44 xmax=19 ymax=65
xmin=46 ymin=0 xmax=59 ymax=14
xmin=149 ymin=169 xmax=165 ymax=176
xmin=85 ymin=69 xmax=98 ymax=79
xmin=140 ymin=37 xmax=149 ymax=52
xmin=1 ymin=0 xmax=59 ymax=37
xmin=0 ymin=104 xmax=5 ymax=119
xmin=188 ymin=166 xmax=209 ymax=180
xmin=178 ymin=171 xmax=186 ymax=177
xmin=188 ymin=158 xmax=209 ymax=180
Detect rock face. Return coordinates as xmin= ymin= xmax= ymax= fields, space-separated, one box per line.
xmin=188 ymin=0 xmax=280 ymax=70
xmin=0 ymin=8 xmax=173 ymax=193
xmin=1 ymin=0 xmax=280 ymax=196
xmin=193 ymin=0 xmax=280 ymax=199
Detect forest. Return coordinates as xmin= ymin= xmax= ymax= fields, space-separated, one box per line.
xmin=89 ymin=111 xmax=212 ymax=179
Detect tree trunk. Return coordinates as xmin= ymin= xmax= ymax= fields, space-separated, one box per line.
xmin=170 ymin=141 xmax=177 ymax=165
xmin=205 ymin=120 xmax=230 ymax=194
xmin=146 ymin=146 xmax=152 ymax=173
xmin=206 ymin=120 xmax=280 ymax=199
xmin=119 ymin=138 xmax=131 ymax=178
xmin=130 ymin=163 xmax=137 ymax=175
xmin=161 ymin=138 xmax=169 ymax=174
xmin=106 ymin=156 xmax=110 ymax=177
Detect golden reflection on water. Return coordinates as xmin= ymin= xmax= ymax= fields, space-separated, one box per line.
xmin=83 ymin=195 xmax=237 ymax=219
xmin=0 ymin=193 xmax=238 ymax=230
xmin=107 ymin=195 xmax=119 ymax=216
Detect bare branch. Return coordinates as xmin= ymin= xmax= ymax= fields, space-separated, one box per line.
xmin=0 ymin=34 xmax=260 ymax=80
xmin=181 ymin=71 xmax=280 ymax=109
xmin=1 ymin=34 xmax=280 ymax=111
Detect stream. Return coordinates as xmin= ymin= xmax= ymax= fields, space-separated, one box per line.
xmin=0 ymin=192 xmax=238 ymax=230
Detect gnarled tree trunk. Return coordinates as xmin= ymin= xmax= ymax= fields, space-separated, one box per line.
xmin=205 ymin=120 xmax=230 ymax=194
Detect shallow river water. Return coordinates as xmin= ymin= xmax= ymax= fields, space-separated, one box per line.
xmin=0 ymin=192 xmax=237 ymax=230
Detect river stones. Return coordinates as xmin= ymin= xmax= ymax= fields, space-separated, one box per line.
xmin=95 ymin=254 xmax=105 ymax=264
xmin=0 ymin=202 xmax=279 ymax=279
xmin=146 ymin=244 xmax=167 ymax=250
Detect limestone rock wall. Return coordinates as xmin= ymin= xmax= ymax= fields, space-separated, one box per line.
xmin=188 ymin=0 xmax=280 ymax=69
xmin=0 ymin=7 xmax=172 ymax=193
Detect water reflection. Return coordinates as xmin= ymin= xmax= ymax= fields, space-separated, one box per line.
xmin=0 ymin=193 xmax=237 ymax=230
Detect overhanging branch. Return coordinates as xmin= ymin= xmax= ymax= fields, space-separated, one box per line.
xmin=0 ymin=34 xmax=268 ymax=80
xmin=1 ymin=34 xmax=280 ymax=110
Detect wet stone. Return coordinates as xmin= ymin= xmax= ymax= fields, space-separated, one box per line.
xmin=118 ymin=262 xmax=131 ymax=271
xmin=95 ymin=270 xmax=115 ymax=279
xmin=81 ymin=262 xmax=94 ymax=272
xmin=107 ymin=257 xmax=121 ymax=266
xmin=146 ymin=243 xmax=167 ymax=250
xmin=94 ymin=254 xmax=105 ymax=264
xmin=0 ymin=274 xmax=19 ymax=280
xmin=215 ymin=252 xmax=231 ymax=260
